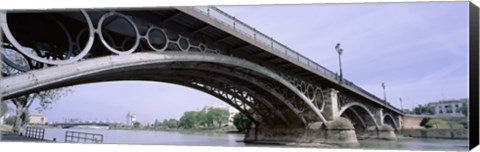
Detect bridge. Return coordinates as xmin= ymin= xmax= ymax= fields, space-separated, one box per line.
xmin=1 ymin=7 xmax=403 ymax=146
xmin=52 ymin=122 xmax=111 ymax=129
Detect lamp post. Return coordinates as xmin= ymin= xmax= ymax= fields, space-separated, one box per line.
xmin=335 ymin=43 xmax=343 ymax=82
xmin=400 ymin=97 xmax=403 ymax=112
xmin=382 ymin=82 xmax=387 ymax=103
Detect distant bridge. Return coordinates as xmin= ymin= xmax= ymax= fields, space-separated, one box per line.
xmin=1 ymin=6 xmax=403 ymax=146
xmin=53 ymin=123 xmax=110 ymax=129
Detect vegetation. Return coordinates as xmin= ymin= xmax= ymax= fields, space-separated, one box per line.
xmin=4 ymin=116 xmax=16 ymax=126
xmin=6 ymin=88 xmax=72 ymax=133
xmin=206 ymin=108 xmax=229 ymax=127
xmin=459 ymin=100 xmax=468 ymax=116
xmin=420 ymin=117 xmax=431 ymax=128
xmin=133 ymin=121 xmax=140 ymax=128
xmin=232 ymin=112 xmax=250 ymax=132
xmin=164 ymin=119 xmax=178 ymax=129
xmin=179 ymin=111 xmax=202 ymax=129
xmin=460 ymin=119 xmax=468 ymax=128
xmin=413 ymin=104 xmax=435 ymax=115
xmin=0 ymin=101 xmax=7 ymax=117
xmin=426 ymin=119 xmax=448 ymax=128
xmin=178 ymin=108 xmax=229 ymax=129
xmin=3 ymin=111 xmax=29 ymax=126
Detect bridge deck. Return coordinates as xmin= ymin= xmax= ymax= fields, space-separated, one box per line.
xmin=174 ymin=7 xmax=402 ymax=115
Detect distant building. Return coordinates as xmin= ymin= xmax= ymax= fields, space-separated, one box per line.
xmin=227 ymin=107 xmax=239 ymax=126
xmin=201 ymin=104 xmax=239 ymax=126
xmin=428 ymin=99 xmax=466 ymax=117
xmin=126 ymin=112 xmax=137 ymax=126
xmin=29 ymin=113 xmax=48 ymax=124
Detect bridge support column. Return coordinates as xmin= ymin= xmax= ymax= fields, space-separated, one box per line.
xmin=376 ymin=108 xmax=384 ymax=126
xmin=244 ymin=120 xmax=359 ymax=147
xmin=397 ymin=115 xmax=403 ymax=130
xmin=323 ymin=88 xmax=339 ymax=121
xmin=375 ymin=108 xmax=396 ymax=140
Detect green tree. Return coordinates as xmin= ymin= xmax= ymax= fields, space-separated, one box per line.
xmin=196 ymin=111 xmax=208 ymax=127
xmin=7 ymin=88 xmax=72 ymax=133
xmin=460 ymin=119 xmax=469 ymax=128
xmin=413 ymin=104 xmax=435 ymax=115
xmin=133 ymin=121 xmax=140 ymax=128
xmin=207 ymin=108 xmax=229 ymax=128
xmin=4 ymin=116 xmax=16 ymax=125
xmin=179 ymin=111 xmax=198 ymax=129
xmin=420 ymin=117 xmax=431 ymax=128
xmin=426 ymin=119 xmax=448 ymax=128
xmin=165 ymin=119 xmax=178 ymax=129
xmin=460 ymin=100 xmax=468 ymax=116
xmin=233 ymin=112 xmax=250 ymax=132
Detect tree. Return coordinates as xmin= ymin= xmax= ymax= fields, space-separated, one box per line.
xmin=195 ymin=111 xmax=208 ymax=127
xmin=153 ymin=119 xmax=162 ymax=128
xmin=4 ymin=116 xmax=16 ymax=125
xmin=233 ymin=112 xmax=250 ymax=132
xmin=413 ymin=104 xmax=435 ymax=115
xmin=7 ymin=87 xmax=72 ymax=133
xmin=179 ymin=111 xmax=198 ymax=129
xmin=419 ymin=117 xmax=431 ymax=128
xmin=460 ymin=100 xmax=468 ymax=116
xmin=165 ymin=119 xmax=178 ymax=129
xmin=460 ymin=119 xmax=469 ymax=128
xmin=133 ymin=121 xmax=140 ymax=128
xmin=207 ymin=108 xmax=229 ymax=128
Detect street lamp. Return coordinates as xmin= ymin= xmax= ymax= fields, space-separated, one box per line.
xmin=382 ymin=82 xmax=387 ymax=103
xmin=335 ymin=43 xmax=343 ymax=82
xmin=400 ymin=97 xmax=403 ymax=112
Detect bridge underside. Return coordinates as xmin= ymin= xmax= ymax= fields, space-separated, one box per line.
xmin=1 ymin=8 xmax=402 ymax=146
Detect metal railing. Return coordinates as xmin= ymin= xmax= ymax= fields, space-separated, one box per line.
xmin=65 ymin=131 xmax=103 ymax=143
xmin=25 ymin=127 xmax=45 ymax=140
xmin=190 ymin=6 xmax=402 ymax=113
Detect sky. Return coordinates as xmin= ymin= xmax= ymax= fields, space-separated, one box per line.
xmin=5 ymin=2 xmax=470 ymax=124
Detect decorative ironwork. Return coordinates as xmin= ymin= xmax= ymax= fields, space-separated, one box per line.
xmin=0 ymin=10 xmax=220 ymax=70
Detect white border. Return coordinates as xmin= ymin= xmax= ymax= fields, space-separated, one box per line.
xmin=0 ymin=1 xmax=477 ymax=152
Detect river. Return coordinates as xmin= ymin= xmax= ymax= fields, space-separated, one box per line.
xmin=42 ymin=128 xmax=468 ymax=151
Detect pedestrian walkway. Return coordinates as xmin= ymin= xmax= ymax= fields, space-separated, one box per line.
xmin=1 ymin=133 xmax=51 ymax=142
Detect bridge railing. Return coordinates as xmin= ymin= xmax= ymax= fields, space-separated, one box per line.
xmin=25 ymin=127 xmax=45 ymax=140
xmin=195 ymin=7 xmax=337 ymax=79
xmin=65 ymin=131 xmax=104 ymax=143
xmin=191 ymin=6 xmax=402 ymax=112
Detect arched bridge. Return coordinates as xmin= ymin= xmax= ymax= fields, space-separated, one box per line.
xmin=1 ymin=7 xmax=403 ymax=146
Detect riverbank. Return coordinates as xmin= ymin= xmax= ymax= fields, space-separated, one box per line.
xmin=109 ymin=126 xmax=243 ymax=135
xmin=0 ymin=125 xmax=13 ymax=134
xmin=401 ymin=128 xmax=468 ymax=140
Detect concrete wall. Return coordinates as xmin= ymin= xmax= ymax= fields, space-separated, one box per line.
xmin=402 ymin=115 xmax=467 ymax=129
xmin=402 ymin=115 xmax=424 ymax=129
xmin=402 ymin=129 xmax=468 ymax=139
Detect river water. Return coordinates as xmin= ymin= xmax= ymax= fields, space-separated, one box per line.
xmin=42 ymin=128 xmax=468 ymax=151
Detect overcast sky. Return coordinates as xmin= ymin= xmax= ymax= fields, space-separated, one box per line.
xmin=6 ymin=2 xmax=469 ymax=124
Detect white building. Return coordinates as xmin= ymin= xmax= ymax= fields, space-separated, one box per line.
xmin=126 ymin=112 xmax=137 ymax=126
xmin=29 ymin=113 xmax=48 ymax=124
xmin=428 ymin=99 xmax=466 ymax=117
